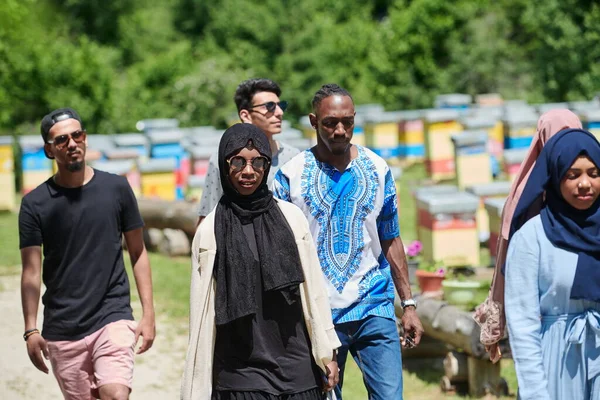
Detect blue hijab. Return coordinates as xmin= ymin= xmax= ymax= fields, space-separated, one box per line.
xmin=510 ymin=128 xmax=600 ymax=302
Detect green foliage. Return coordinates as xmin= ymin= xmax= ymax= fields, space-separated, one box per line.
xmin=1 ymin=0 xmax=599 ymax=135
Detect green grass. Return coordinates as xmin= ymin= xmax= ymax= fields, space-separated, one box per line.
xmin=0 ymin=211 xmax=21 ymax=269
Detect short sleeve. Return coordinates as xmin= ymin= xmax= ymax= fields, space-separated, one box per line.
xmin=198 ymin=154 xmax=223 ymax=217
xmin=119 ymin=177 xmax=144 ymax=232
xmin=377 ymin=168 xmax=400 ymax=240
xmin=272 ymin=170 xmax=292 ymax=202
xmin=19 ymin=196 xmax=42 ymax=249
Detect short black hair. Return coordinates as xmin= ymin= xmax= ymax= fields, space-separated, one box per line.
xmin=234 ymin=78 xmax=282 ymax=112
xmin=312 ymin=83 xmax=353 ymax=112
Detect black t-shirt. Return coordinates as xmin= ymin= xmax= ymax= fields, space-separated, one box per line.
xmin=18 ymin=169 xmax=144 ymax=341
xmin=213 ymin=222 xmax=322 ymax=395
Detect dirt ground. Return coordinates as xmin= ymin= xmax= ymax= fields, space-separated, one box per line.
xmin=0 ymin=275 xmax=187 ymax=399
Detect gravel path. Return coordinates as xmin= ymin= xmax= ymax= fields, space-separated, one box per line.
xmin=0 ymin=275 xmax=187 ymax=399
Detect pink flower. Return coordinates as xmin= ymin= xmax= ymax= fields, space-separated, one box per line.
xmin=406 ymin=240 xmax=423 ymax=258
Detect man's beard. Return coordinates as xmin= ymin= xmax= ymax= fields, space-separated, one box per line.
xmin=66 ymin=161 xmax=84 ymax=172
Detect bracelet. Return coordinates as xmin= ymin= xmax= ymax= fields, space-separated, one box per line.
xmin=23 ymin=328 xmax=40 ymax=341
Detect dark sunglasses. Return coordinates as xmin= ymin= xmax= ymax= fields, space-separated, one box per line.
xmin=320 ymin=117 xmax=355 ymax=130
xmin=248 ymin=101 xmax=288 ymax=114
xmin=46 ymin=130 xmax=87 ymax=149
xmin=227 ymin=156 xmax=270 ymax=173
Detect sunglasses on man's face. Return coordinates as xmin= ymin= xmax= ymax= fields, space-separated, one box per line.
xmin=320 ymin=117 xmax=355 ymax=130
xmin=248 ymin=101 xmax=288 ymax=114
xmin=227 ymin=156 xmax=270 ymax=173
xmin=46 ymin=130 xmax=87 ymax=149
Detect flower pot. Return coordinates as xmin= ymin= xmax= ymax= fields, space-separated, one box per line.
xmin=407 ymin=260 xmax=419 ymax=285
xmin=415 ymin=269 xmax=445 ymax=293
xmin=442 ymin=280 xmax=484 ymax=310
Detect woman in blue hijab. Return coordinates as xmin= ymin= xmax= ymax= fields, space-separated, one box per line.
xmin=505 ymin=128 xmax=600 ymax=400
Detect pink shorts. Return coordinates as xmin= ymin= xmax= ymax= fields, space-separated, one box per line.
xmin=47 ymin=320 xmax=137 ymax=400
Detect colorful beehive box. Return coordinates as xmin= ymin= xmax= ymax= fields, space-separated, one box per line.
xmin=503 ymin=148 xmax=528 ymax=182
xmin=0 ymin=136 xmax=16 ymax=210
xmin=398 ymin=110 xmax=425 ymax=159
xmin=364 ymin=111 xmax=402 ymax=161
xmin=138 ymin=158 xmax=177 ymax=201
xmin=416 ymin=191 xmax=480 ymax=267
xmin=465 ymin=181 xmax=511 ymax=243
xmin=503 ymin=111 xmax=538 ymax=149
xmin=112 ymin=133 xmax=149 ymax=160
xmin=451 ymin=131 xmax=492 ymax=190
xmin=19 ymin=135 xmax=53 ymax=194
xmin=86 ymin=134 xmax=115 ymax=161
xmin=434 ymin=94 xmax=472 ymax=111
xmin=147 ymin=130 xmax=188 ymax=200
xmin=190 ymin=147 xmax=215 ymax=178
xmin=579 ymin=109 xmax=600 ymax=141
xmin=135 ymin=118 xmax=179 ymax=132
xmin=460 ymin=112 xmax=503 ymax=162
xmin=423 ymin=109 xmax=462 ymax=181
xmin=475 ymin=93 xmax=504 ymax=107
xmin=535 ymin=102 xmax=569 ymax=114
xmin=186 ymin=174 xmax=206 ymax=202
xmin=413 ymin=184 xmax=459 ymax=242
xmin=92 ymin=159 xmax=141 ymax=197
xmin=484 ymin=197 xmax=506 ymax=265
xmin=569 ymin=100 xmax=599 ymax=113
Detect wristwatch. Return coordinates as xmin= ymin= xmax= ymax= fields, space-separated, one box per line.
xmin=401 ymin=298 xmax=417 ymax=310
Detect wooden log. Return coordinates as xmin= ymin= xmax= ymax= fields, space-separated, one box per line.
xmin=143 ymin=228 xmax=164 ymax=252
xmin=158 ymin=228 xmax=191 ymax=257
xmin=467 ymin=356 xmax=502 ymax=397
xmin=395 ymin=296 xmax=486 ymax=358
xmin=443 ymin=351 xmax=469 ymax=383
xmin=137 ymin=198 xmax=198 ymax=238
xmin=401 ymin=334 xmax=451 ymax=359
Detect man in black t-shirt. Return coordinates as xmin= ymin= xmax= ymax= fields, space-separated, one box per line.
xmin=19 ymin=108 xmax=155 ymax=400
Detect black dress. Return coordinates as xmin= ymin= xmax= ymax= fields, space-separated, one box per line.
xmin=212 ymin=222 xmax=324 ymax=400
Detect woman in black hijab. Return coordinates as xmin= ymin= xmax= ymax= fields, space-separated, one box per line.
xmin=182 ymin=123 xmax=340 ymax=400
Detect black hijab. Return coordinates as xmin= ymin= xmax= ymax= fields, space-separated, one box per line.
xmin=213 ymin=123 xmax=305 ymax=326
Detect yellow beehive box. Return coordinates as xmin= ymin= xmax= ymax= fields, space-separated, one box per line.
xmin=414 ymin=184 xmax=459 ymax=242
xmin=0 ymin=137 xmax=15 ymax=210
xmin=139 ymin=158 xmax=177 ymax=201
xmin=92 ymin=159 xmax=141 ymax=197
xmin=503 ymin=148 xmax=528 ymax=182
xmin=424 ymin=109 xmax=462 ymax=180
xmin=23 ymin=171 xmax=52 ymax=194
xmin=466 ymin=182 xmax=511 ymax=243
xmin=484 ymin=197 xmax=506 ymax=264
xmin=416 ymin=191 xmax=480 ymax=267
xmin=452 ymin=131 xmax=492 ymax=190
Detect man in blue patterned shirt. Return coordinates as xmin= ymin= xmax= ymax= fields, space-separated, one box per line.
xmin=273 ymin=84 xmax=423 ymax=400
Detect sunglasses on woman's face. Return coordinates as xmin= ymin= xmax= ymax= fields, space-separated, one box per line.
xmin=248 ymin=101 xmax=288 ymax=114
xmin=227 ymin=156 xmax=270 ymax=173
xmin=46 ymin=130 xmax=87 ymax=150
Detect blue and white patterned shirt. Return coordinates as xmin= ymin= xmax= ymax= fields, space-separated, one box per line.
xmin=273 ymin=146 xmax=400 ymax=324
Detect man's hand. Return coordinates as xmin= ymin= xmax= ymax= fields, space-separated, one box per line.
xmin=135 ymin=314 xmax=156 ymax=354
xmin=323 ymin=360 xmax=339 ymax=391
xmin=26 ymin=333 xmax=49 ymax=373
xmin=401 ymin=307 xmax=424 ymax=348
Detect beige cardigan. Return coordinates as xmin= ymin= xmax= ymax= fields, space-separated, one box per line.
xmin=180 ymin=199 xmax=341 ymax=400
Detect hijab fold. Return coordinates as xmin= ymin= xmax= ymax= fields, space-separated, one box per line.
xmin=510 ymin=128 xmax=600 ymax=302
xmin=213 ymin=123 xmax=304 ymax=326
